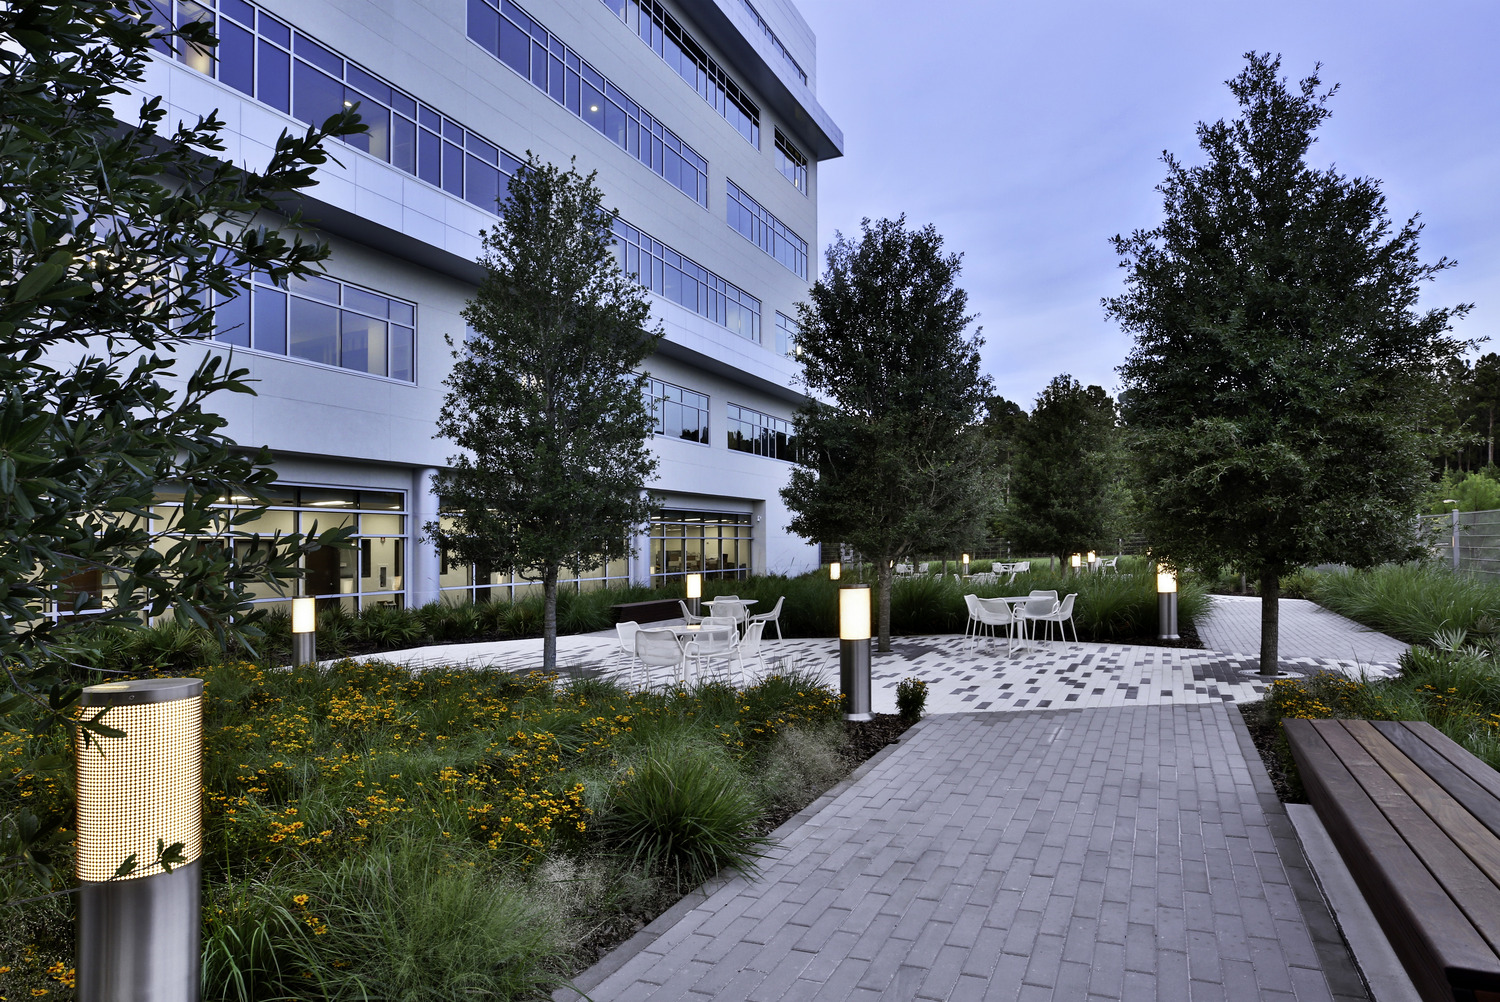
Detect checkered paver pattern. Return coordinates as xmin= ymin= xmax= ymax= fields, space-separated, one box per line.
xmin=559 ymin=704 xmax=1364 ymax=1001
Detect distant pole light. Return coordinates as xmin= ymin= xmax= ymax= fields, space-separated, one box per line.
xmin=686 ymin=572 xmax=702 ymax=617
xmin=76 ymin=678 xmax=204 ymax=1000
xmin=292 ymin=596 xmax=317 ymax=668
xmin=962 ymin=553 xmax=970 ymax=576
xmin=1157 ymin=566 xmax=1179 ymax=640
xmin=839 ymin=585 xmax=872 ymax=721
xmin=1070 ymin=553 xmax=1081 ymax=573
xmin=829 ymin=561 xmax=841 ymax=581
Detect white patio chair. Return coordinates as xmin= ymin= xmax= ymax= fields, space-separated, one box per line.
xmin=1030 ymin=593 xmax=1079 ymax=644
xmin=973 ymin=596 xmax=1018 ymax=655
xmin=636 ymin=627 xmax=687 ymax=688
xmin=678 ymin=599 xmax=704 ymax=625
xmin=1100 ymin=557 xmax=1118 ymax=573
xmin=1017 ymin=590 xmax=1059 ymax=643
xmin=615 ymin=621 xmax=645 ymax=686
xmin=963 ymin=593 xmax=985 ymax=646
xmin=1007 ymin=560 xmax=1031 ymax=583
xmin=734 ymin=620 xmax=768 ymax=679
xmin=685 ymin=625 xmax=739 ymax=685
xmin=748 ymin=595 xmax=784 ymax=640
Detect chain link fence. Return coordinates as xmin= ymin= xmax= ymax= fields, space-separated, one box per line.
xmin=1418 ymin=508 xmax=1500 ymax=578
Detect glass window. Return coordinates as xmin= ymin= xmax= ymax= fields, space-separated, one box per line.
xmin=219 ymin=20 xmax=255 ymax=95
xmin=646 ymin=377 xmax=708 ymax=444
xmin=649 ymin=509 xmax=752 ymax=583
xmin=213 ymin=286 xmax=251 ymax=346
xmin=256 ymin=39 xmax=289 ymax=113
xmin=727 ymin=403 xmax=797 ymax=461
xmin=726 ymin=180 xmax=808 ymax=279
xmin=292 ymin=60 xmax=343 ymax=128
xmin=253 ymin=287 xmax=287 ymax=353
xmin=775 ymin=131 xmax=808 ymax=195
xmin=288 ymin=297 xmax=338 ymax=366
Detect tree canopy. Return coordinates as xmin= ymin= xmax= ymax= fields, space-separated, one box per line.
xmin=782 ymin=216 xmax=991 ymax=650
xmin=1107 ymin=52 xmax=1470 ymax=673
xmin=428 ymin=156 xmax=661 ymax=671
xmin=1 ymin=0 xmax=360 ymax=892
xmin=1002 ymin=375 xmax=1122 ymax=562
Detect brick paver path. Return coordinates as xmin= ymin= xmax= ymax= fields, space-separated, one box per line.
xmin=1197 ymin=595 xmax=1408 ymax=666
xmin=560 ymin=704 xmax=1364 ymax=1001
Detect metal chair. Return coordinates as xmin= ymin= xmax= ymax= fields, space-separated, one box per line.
xmin=685 ymin=625 xmax=739 ymax=684
xmin=677 ymin=599 xmax=704 ymax=625
xmin=748 ymin=595 xmax=784 ymax=640
xmin=1030 ymin=593 xmax=1079 ymax=644
xmin=635 ymin=627 xmax=687 ymax=688
xmin=734 ymin=620 xmax=768 ymax=679
xmin=615 ymin=620 xmax=645 ymax=686
xmin=973 ymin=596 xmax=1018 ymax=655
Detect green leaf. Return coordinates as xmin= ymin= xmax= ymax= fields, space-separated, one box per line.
xmin=9 ymin=251 xmax=72 ymax=302
xmin=113 ymin=853 xmax=138 ymax=879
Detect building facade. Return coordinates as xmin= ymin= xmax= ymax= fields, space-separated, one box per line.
xmin=133 ymin=0 xmax=842 ymax=610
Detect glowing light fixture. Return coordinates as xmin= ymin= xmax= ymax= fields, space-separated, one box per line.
xmin=685 ymin=572 xmax=702 ymax=617
xmin=292 ymin=597 xmax=317 ymax=667
xmin=1070 ymin=553 xmax=1081 ymax=570
xmin=76 ymin=678 xmax=204 ymax=998
xmin=838 ymin=585 xmax=872 ymax=720
xmin=829 ymin=561 xmax=841 ymax=581
xmin=1157 ymin=565 xmax=1179 ymax=640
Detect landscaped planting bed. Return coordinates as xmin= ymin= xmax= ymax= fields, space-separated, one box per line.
xmin=2 ymin=660 xmax=907 ymax=1000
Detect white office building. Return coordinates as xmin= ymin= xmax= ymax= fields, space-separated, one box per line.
xmin=133 ymin=0 xmax=843 ymax=609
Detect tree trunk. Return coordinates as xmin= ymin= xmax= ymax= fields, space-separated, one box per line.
xmin=1258 ymin=571 xmax=1280 ymax=677
xmin=542 ymin=566 xmax=558 ymax=671
xmin=877 ymin=560 xmax=893 ymax=653
xmin=1489 ymin=407 xmax=1494 ymax=467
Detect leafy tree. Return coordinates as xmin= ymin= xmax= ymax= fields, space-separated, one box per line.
xmin=0 ymin=0 xmax=360 ymax=895
xmin=1107 ymin=53 xmax=1470 ymax=674
xmin=782 ymin=216 xmax=992 ymax=651
xmin=1003 ymin=375 xmax=1121 ymax=563
xmin=1469 ymin=353 xmax=1500 ymax=468
xmin=428 ymin=157 xmax=660 ymax=671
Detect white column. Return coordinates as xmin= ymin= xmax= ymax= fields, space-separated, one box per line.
xmin=409 ymin=467 xmax=442 ymax=608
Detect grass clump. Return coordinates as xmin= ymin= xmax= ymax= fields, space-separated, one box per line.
xmin=1297 ymin=562 xmax=1500 ymax=643
xmin=609 ymin=737 xmax=767 ymax=892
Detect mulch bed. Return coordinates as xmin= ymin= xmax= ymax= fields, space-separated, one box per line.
xmin=1239 ymin=703 xmax=1304 ymax=804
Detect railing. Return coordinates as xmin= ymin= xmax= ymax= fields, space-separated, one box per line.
xmin=1418 ymin=508 xmax=1500 ymax=578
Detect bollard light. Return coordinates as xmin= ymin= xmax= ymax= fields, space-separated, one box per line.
xmin=1070 ymin=553 xmax=1081 ymax=572
xmin=962 ymin=553 xmax=970 ymax=576
xmin=1087 ymin=550 xmax=1096 ymax=568
xmin=1157 ymin=566 xmax=1179 ymax=640
xmin=685 ymin=572 xmax=702 ymax=617
xmin=292 ymin=596 xmax=317 ymax=668
xmin=76 ymin=677 xmax=204 ymax=1001
xmin=829 ymin=561 xmax=841 ymax=581
xmin=838 ymin=585 xmax=872 ymax=721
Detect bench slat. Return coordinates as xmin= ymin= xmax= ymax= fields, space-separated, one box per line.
xmin=1344 ymin=720 xmax=1500 ymax=955
xmin=1376 ymin=721 xmax=1500 ymax=851
xmin=1285 ymin=719 xmax=1500 ymax=1001
xmin=1400 ymin=722 xmax=1500 ymax=825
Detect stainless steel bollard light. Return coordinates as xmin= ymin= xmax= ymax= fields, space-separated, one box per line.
xmin=76 ymin=677 xmax=204 ymax=1002
xmin=1157 ymin=566 xmax=1180 ymax=641
xmin=685 ymin=572 xmax=702 ymax=618
xmin=961 ymin=553 xmax=969 ymax=577
xmin=839 ymin=585 xmax=872 ymax=721
xmin=292 ymin=596 xmax=317 ymax=668
xmin=1070 ymin=552 xmax=1081 ymax=574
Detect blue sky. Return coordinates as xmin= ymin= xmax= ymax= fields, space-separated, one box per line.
xmin=795 ymin=0 xmax=1500 ymax=407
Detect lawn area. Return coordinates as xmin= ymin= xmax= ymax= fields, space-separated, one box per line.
xmin=3 ymin=658 xmax=874 ymax=1000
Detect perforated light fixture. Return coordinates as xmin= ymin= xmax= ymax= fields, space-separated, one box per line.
xmin=685 ymin=572 xmax=702 ymax=617
xmin=1070 ymin=553 xmax=1082 ymax=570
xmin=1087 ymin=550 xmax=1096 ymax=564
xmin=829 ymin=561 xmax=841 ymax=581
xmin=838 ymin=585 xmax=872 ymax=721
xmin=76 ymin=677 xmax=204 ymax=999
xmin=962 ymin=553 xmax=970 ymax=575
xmin=292 ymin=596 xmax=317 ymax=667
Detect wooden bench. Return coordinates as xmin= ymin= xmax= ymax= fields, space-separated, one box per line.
xmin=609 ymin=599 xmax=681 ymax=625
xmin=1284 ymin=718 xmax=1500 ymax=1002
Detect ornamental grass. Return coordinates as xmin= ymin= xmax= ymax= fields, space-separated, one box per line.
xmin=1 ymin=660 xmax=843 ymax=1000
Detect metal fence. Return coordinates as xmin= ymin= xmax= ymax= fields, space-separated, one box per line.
xmin=1418 ymin=508 xmax=1500 ymax=578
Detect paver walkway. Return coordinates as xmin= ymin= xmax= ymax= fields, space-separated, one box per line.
xmin=560 ymin=704 xmax=1363 ymax=1001
xmin=1197 ymin=595 xmax=1408 ymax=667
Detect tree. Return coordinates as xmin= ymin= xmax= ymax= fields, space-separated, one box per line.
xmin=1 ymin=0 xmax=360 ymax=895
xmin=1003 ymin=375 xmax=1121 ymax=563
xmin=1469 ymin=353 xmax=1500 ymax=468
xmin=428 ymin=156 xmax=661 ymax=671
xmin=1107 ymin=53 xmax=1470 ymax=675
xmin=782 ymin=216 xmax=992 ymax=651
